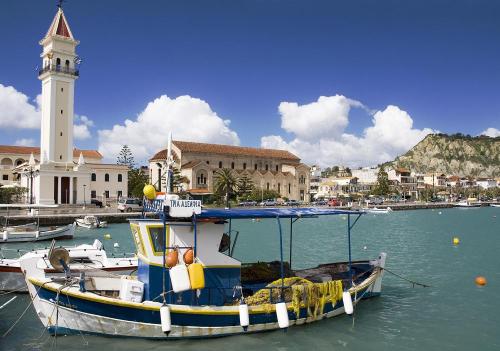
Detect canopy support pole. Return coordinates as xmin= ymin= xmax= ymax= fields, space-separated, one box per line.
xmin=193 ymin=214 xmax=198 ymax=257
xmin=289 ymin=217 xmax=293 ymax=270
xmin=277 ymin=216 xmax=285 ymax=301
xmin=347 ymin=214 xmax=353 ymax=286
xmin=161 ymin=208 xmax=167 ymax=304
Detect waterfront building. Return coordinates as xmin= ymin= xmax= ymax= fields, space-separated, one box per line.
xmin=476 ymin=178 xmax=497 ymax=189
xmin=387 ymin=167 xmax=417 ymax=198
xmin=423 ymin=173 xmax=447 ymax=187
xmin=149 ymin=141 xmax=310 ymax=201
xmin=0 ymin=7 xmax=127 ymax=204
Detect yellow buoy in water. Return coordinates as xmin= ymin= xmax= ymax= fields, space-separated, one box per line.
xmin=143 ymin=184 xmax=157 ymax=200
xmin=475 ymin=276 xmax=487 ymax=286
xmin=104 ymin=233 xmax=112 ymax=240
xmin=453 ymin=237 xmax=460 ymax=245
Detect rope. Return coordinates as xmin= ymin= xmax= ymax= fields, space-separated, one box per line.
xmin=381 ymin=267 xmax=431 ymax=288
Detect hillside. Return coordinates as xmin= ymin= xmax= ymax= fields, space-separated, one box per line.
xmin=391 ymin=134 xmax=500 ymax=177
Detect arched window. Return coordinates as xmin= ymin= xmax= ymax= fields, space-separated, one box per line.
xmin=105 ymin=173 xmax=109 ymax=182
xmin=219 ymin=161 xmax=222 ymax=168
xmin=243 ymin=163 xmax=247 ymax=170
xmin=56 ymin=58 xmax=61 ymax=68
xmin=276 ymin=165 xmax=279 ymax=172
xmin=278 ymin=183 xmax=281 ymax=192
xmin=265 ymin=164 xmax=269 ymax=171
xmin=91 ymin=173 xmax=96 ymax=181
xmin=231 ymin=162 xmax=235 ymax=169
xmin=118 ymin=174 xmax=123 ymax=182
xmin=288 ymin=183 xmax=291 ymax=194
xmin=254 ymin=164 xmax=258 ymax=170
xmin=266 ymin=182 xmax=270 ymax=190
xmin=65 ymin=59 xmax=70 ymax=71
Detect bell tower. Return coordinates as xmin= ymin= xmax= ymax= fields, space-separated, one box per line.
xmin=39 ymin=6 xmax=79 ymax=164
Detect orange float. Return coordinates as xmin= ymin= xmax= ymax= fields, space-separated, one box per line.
xmin=475 ymin=276 xmax=487 ymax=286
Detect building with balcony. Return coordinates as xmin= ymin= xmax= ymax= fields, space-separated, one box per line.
xmin=149 ymin=141 xmax=310 ymax=201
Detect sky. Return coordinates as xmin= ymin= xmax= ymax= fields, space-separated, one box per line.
xmin=0 ymin=0 xmax=499 ymax=167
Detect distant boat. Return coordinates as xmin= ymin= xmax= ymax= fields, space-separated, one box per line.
xmin=490 ymin=204 xmax=500 ymax=208
xmin=454 ymin=199 xmax=481 ymax=208
xmin=75 ymin=215 xmax=107 ymax=229
xmin=0 ymin=239 xmax=137 ymax=292
xmin=365 ymin=207 xmax=393 ymax=214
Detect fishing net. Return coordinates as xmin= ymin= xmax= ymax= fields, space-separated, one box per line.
xmin=243 ymin=277 xmax=343 ymax=318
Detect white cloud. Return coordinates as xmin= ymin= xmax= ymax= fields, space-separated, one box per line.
xmin=73 ymin=114 xmax=94 ymax=140
xmin=97 ymin=95 xmax=240 ymax=163
xmin=480 ymin=127 xmax=500 ymax=137
xmin=261 ymin=99 xmax=434 ymax=168
xmin=14 ymin=138 xmax=36 ymax=146
xmin=279 ymin=95 xmax=363 ymax=141
xmin=0 ymin=84 xmax=40 ymax=129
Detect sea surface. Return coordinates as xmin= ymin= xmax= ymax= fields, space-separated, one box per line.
xmin=1 ymin=207 xmax=499 ymax=350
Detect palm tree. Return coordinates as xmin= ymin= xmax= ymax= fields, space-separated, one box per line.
xmin=214 ymin=168 xmax=239 ymax=208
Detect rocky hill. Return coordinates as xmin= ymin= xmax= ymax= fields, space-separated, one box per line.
xmin=391 ymin=134 xmax=500 ymax=177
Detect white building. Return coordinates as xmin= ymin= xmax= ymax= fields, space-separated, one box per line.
xmin=351 ymin=167 xmax=379 ymax=185
xmin=476 ymin=178 xmax=497 ymax=189
xmin=1 ymin=7 xmax=127 ymax=204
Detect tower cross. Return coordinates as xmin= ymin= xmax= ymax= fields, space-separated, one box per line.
xmin=57 ymin=0 xmax=65 ymax=9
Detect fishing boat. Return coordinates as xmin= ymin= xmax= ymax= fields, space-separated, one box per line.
xmin=21 ymin=201 xmax=387 ymax=338
xmin=0 ymin=239 xmax=137 ymax=292
xmin=454 ymin=199 xmax=481 ymax=208
xmin=75 ymin=215 xmax=108 ymax=229
xmin=20 ymin=134 xmax=387 ymax=339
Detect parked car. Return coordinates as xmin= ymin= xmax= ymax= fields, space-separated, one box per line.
xmin=260 ymin=200 xmax=277 ymax=206
xmin=238 ymin=201 xmax=258 ymax=207
xmin=328 ymin=198 xmax=341 ymax=207
xmin=313 ymin=200 xmax=327 ymax=206
xmin=90 ymin=199 xmax=103 ymax=208
xmin=285 ymin=200 xmax=300 ymax=207
xmin=367 ymin=197 xmax=384 ymax=205
xmin=117 ymin=198 xmax=143 ymax=212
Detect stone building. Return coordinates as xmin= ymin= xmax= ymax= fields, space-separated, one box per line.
xmin=149 ymin=141 xmax=310 ymax=201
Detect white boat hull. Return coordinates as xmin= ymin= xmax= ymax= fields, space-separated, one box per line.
xmin=1 ymin=223 xmax=75 ymax=243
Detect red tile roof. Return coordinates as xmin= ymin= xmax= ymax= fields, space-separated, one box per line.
xmin=150 ymin=140 xmax=300 ymax=161
xmin=0 ymin=145 xmax=102 ymax=159
xmin=56 ymin=15 xmax=71 ymax=37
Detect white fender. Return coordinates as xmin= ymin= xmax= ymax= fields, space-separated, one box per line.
xmin=342 ymin=291 xmax=354 ymax=315
xmin=239 ymin=303 xmax=249 ymax=329
xmin=2 ymin=230 xmax=8 ymax=241
xmin=160 ymin=305 xmax=171 ymax=333
xmin=275 ymin=302 xmax=289 ymax=328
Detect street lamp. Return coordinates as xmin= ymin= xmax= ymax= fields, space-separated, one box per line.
xmin=22 ymin=153 xmax=39 ymax=204
xmin=83 ymin=184 xmax=87 ymax=209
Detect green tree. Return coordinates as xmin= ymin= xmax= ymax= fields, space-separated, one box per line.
xmin=128 ymin=168 xmax=149 ymax=198
xmin=247 ymin=189 xmax=281 ymax=202
xmin=116 ymin=145 xmax=135 ymax=168
xmin=0 ymin=186 xmax=27 ymax=204
xmin=373 ymin=166 xmax=390 ymax=196
xmin=161 ymin=167 xmax=189 ymax=193
xmin=237 ymin=174 xmax=254 ymax=199
xmin=214 ymin=169 xmax=239 ymax=208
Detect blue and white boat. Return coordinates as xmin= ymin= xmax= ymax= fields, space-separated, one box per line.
xmin=20 ymin=200 xmax=386 ymax=339
xmin=20 ymin=136 xmax=387 ymax=339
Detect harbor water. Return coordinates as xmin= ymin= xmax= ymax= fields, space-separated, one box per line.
xmin=1 ymin=207 xmax=499 ymax=350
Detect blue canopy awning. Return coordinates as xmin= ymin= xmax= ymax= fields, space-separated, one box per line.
xmin=197 ymin=207 xmax=364 ymax=220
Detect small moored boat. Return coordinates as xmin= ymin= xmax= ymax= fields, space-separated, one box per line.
xmin=75 ymin=215 xmax=107 ymax=229
xmin=0 ymin=239 xmax=137 ymax=292
xmin=454 ymin=199 xmax=481 ymax=208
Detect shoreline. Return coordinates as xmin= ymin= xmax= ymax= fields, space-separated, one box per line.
xmin=1 ymin=202 xmax=496 ymax=226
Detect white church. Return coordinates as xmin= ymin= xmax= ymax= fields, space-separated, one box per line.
xmin=0 ymin=7 xmax=128 ymax=205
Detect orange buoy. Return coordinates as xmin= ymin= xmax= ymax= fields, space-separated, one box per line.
xmin=166 ymin=248 xmax=179 ymax=268
xmin=475 ymin=276 xmax=487 ymax=286
xmin=183 ymin=248 xmax=194 ymax=265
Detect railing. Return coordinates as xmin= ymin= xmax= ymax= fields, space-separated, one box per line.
xmin=38 ymin=65 xmax=79 ymax=77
